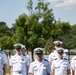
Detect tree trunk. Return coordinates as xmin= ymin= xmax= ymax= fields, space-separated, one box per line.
xmin=31 ymin=49 xmax=34 ymax=61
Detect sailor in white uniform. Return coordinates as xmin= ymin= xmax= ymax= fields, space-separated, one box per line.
xmin=9 ymin=44 xmax=29 ymax=75
xmin=14 ymin=43 xmax=30 ymax=65
xmin=48 ymin=40 xmax=67 ymax=66
xmin=29 ymin=47 xmax=51 ymax=75
xmin=0 ymin=48 xmax=7 ymax=75
xmin=71 ymin=56 xmax=76 ymax=75
xmin=51 ymin=48 xmax=70 ymax=75
xmin=20 ymin=44 xmax=30 ymax=66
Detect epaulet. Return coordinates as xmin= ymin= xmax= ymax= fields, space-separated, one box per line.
xmin=44 ymin=59 xmax=48 ymax=62
xmin=64 ymin=58 xmax=67 ymax=60
xmin=0 ymin=51 xmax=4 ymax=54
xmin=54 ymin=58 xmax=57 ymax=60
xmin=23 ymin=54 xmax=26 ymax=56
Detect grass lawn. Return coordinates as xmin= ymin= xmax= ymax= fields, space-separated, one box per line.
xmin=6 ymin=74 xmax=10 ymax=75
xmin=6 ymin=70 xmax=10 ymax=75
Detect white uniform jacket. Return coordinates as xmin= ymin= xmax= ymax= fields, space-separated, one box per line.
xmin=0 ymin=51 xmax=7 ymax=75
xmin=51 ymin=58 xmax=70 ymax=75
xmin=9 ymin=54 xmax=29 ymax=75
xmin=48 ymin=50 xmax=68 ymax=63
xmin=29 ymin=58 xmax=51 ymax=75
xmin=71 ymin=56 xmax=76 ymax=75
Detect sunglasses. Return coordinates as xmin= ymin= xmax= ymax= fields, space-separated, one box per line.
xmin=36 ymin=53 xmax=43 ymax=55
xmin=58 ymin=52 xmax=63 ymax=54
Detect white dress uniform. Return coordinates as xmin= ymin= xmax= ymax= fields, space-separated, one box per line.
xmin=26 ymin=55 xmax=30 ymax=65
xmin=48 ymin=50 xmax=68 ymax=63
xmin=49 ymin=41 xmax=68 ymax=63
xmin=71 ymin=56 xmax=76 ymax=75
xmin=0 ymin=51 xmax=7 ymax=75
xmin=29 ymin=58 xmax=51 ymax=75
xmin=51 ymin=58 xmax=70 ymax=75
xmin=48 ymin=50 xmax=58 ymax=62
xmin=20 ymin=44 xmax=31 ymax=66
xmin=9 ymin=54 xmax=29 ymax=75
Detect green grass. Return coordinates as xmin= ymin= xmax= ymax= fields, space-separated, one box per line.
xmin=6 ymin=73 xmax=10 ymax=75
xmin=6 ymin=67 xmax=10 ymax=74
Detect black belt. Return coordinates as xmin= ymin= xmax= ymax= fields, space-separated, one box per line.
xmin=13 ymin=71 xmax=22 ymax=74
xmin=13 ymin=71 xmax=25 ymax=74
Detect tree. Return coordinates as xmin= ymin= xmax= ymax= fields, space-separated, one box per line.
xmin=0 ymin=36 xmax=13 ymax=49
xmin=13 ymin=0 xmax=55 ymax=60
xmin=45 ymin=37 xmax=54 ymax=54
xmin=0 ymin=22 xmax=13 ymax=37
xmin=0 ymin=22 xmax=14 ymax=49
xmin=53 ymin=21 xmax=72 ymax=49
xmin=68 ymin=25 xmax=76 ymax=48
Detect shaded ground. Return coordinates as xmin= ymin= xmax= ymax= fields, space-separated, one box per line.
xmin=6 ymin=74 xmax=10 ymax=75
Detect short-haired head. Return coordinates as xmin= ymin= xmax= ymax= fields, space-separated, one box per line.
xmin=53 ymin=40 xmax=63 ymax=46
xmin=14 ymin=43 xmax=21 ymax=50
xmin=34 ymin=47 xmax=44 ymax=54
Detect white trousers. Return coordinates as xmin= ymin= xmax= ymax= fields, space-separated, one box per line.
xmin=12 ymin=72 xmax=26 ymax=75
xmin=0 ymin=72 xmax=2 ymax=75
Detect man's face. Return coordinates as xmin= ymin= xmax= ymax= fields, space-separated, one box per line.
xmin=58 ymin=50 xmax=63 ymax=55
xmin=21 ymin=48 xmax=25 ymax=52
xmin=15 ymin=49 xmax=21 ymax=54
xmin=36 ymin=53 xmax=43 ymax=59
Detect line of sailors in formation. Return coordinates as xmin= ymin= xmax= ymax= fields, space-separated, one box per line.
xmin=0 ymin=41 xmax=76 ymax=75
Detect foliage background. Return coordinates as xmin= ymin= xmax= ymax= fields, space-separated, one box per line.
xmin=0 ymin=0 xmax=76 ymax=60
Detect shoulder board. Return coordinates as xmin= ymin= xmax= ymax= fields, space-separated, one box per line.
xmin=0 ymin=51 xmax=4 ymax=54
xmin=44 ymin=59 xmax=48 ymax=62
xmin=23 ymin=54 xmax=26 ymax=56
xmin=64 ymin=58 xmax=67 ymax=60
xmin=54 ymin=58 xmax=57 ymax=60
